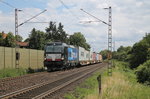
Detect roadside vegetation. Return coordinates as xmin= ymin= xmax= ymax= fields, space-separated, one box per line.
xmin=0 ymin=21 xmax=90 ymax=78
xmin=0 ymin=67 xmax=45 ymax=79
xmin=0 ymin=68 xmax=27 ymax=78
xmin=0 ymin=21 xmax=90 ymax=50
xmin=64 ymin=61 xmax=150 ymax=99
xmin=101 ymin=33 xmax=150 ymax=85
xmin=64 ymin=68 xmax=104 ymax=99
xmin=65 ymin=34 xmax=150 ymax=99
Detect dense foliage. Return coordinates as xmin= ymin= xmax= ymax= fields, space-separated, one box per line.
xmin=0 ymin=32 xmax=23 ymax=47
xmin=136 ymin=60 xmax=150 ymax=85
xmin=112 ymin=33 xmax=150 ymax=69
xmin=15 ymin=35 xmax=23 ymax=42
xmin=129 ymin=39 xmax=149 ymax=69
xmin=27 ymin=21 xmax=90 ymax=50
xmin=4 ymin=32 xmax=16 ymax=47
xmin=0 ymin=33 xmax=4 ymax=46
xmin=111 ymin=33 xmax=150 ymax=85
xmin=113 ymin=46 xmax=131 ymax=62
xmin=45 ymin=22 xmax=68 ymax=43
xmin=70 ymin=32 xmax=90 ymax=50
xmin=28 ymin=28 xmax=46 ymax=50
xmin=0 ymin=21 xmax=90 ymax=50
xmin=100 ymin=49 xmax=109 ymax=60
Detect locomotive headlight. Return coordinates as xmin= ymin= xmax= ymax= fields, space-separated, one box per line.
xmin=44 ymin=58 xmax=47 ymax=60
xmin=61 ymin=57 xmax=64 ymax=60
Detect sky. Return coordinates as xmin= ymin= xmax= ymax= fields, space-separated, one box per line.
xmin=0 ymin=0 xmax=150 ymax=52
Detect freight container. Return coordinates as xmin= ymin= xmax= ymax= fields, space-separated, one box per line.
xmin=85 ymin=50 xmax=90 ymax=64
xmin=92 ymin=52 xmax=97 ymax=63
xmin=99 ymin=54 xmax=102 ymax=62
xmin=79 ymin=47 xmax=85 ymax=61
xmin=89 ymin=51 xmax=93 ymax=63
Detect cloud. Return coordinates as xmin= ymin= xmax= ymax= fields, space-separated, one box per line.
xmin=0 ymin=0 xmax=150 ymax=52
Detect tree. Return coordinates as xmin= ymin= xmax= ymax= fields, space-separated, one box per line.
xmin=57 ymin=23 xmax=68 ymax=43
xmin=15 ymin=35 xmax=23 ymax=42
xmin=45 ymin=21 xmax=58 ymax=41
xmin=24 ymin=38 xmax=29 ymax=42
xmin=4 ymin=32 xmax=15 ymax=47
xmin=28 ymin=28 xmax=46 ymax=50
xmin=0 ymin=33 xmax=4 ymax=46
xmin=147 ymin=48 xmax=150 ymax=60
xmin=136 ymin=60 xmax=150 ymax=85
xmin=100 ymin=49 xmax=109 ymax=60
xmin=129 ymin=39 xmax=149 ymax=68
xmin=114 ymin=46 xmax=131 ymax=62
xmin=69 ymin=32 xmax=90 ymax=50
xmin=45 ymin=21 xmax=68 ymax=43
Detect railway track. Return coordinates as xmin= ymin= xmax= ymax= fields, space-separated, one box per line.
xmin=0 ymin=63 xmax=105 ymax=99
xmin=0 ymin=71 xmax=47 ymax=83
xmin=0 ymin=69 xmax=82 ymax=96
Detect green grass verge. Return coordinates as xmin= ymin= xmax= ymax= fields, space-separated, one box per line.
xmin=0 ymin=67 xmax=45 ymax=79
xmin=0 ymin=68 xmax=27 ymax=78
xmin=64 ymin=61 xmax=150 ymax=99
xmin=64 ymin=68 xmax=104 ymax=99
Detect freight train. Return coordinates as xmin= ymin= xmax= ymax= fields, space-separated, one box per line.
xmin=44 ymin=42 xmax=102 ymax=71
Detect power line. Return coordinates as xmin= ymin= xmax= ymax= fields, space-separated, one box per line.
xmin=80 ymin=9 xmax=110 ymax=26
xmin=18 ymin=9 xmax=47 ymax=27
xmin=25 ymin=22 xmax=49 ymax=23
xmin=21 ymin=10 xmax=47 ymax=23
xmin=58 ymin=0 xmax=80 ymax=20
xmin=0 ymin=0 xmax=47 ymax=23
xmin=0 ymin=0 xmax=16 ymax=9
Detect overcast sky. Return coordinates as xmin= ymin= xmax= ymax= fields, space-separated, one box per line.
xmin=0 ymin=0 xmax=149 ymax=52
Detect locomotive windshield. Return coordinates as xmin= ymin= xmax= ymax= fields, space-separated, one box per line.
xmin=45 ymin=45 xmax=63 ymax=53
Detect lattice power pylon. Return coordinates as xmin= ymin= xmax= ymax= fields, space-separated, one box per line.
xmin=80 ymin=7 xmax=113 ymax=76
xmin=107 ymin=7 xmax=112 ymax=76
xmin=15 ymin=8 xmax=19 ymax=69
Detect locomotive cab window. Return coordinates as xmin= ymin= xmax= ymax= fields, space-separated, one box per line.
xmin=45 ymin=45 xmax=63 ymax=53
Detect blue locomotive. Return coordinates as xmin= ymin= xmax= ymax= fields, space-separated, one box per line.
xmin=44 ymin=42 xmax=79 ymax=71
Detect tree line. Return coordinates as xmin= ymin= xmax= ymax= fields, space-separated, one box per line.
xmin=100 ymin=33 xmax=150 ymax=85
xmin=0 ymin=21 xmax=90 ymax=50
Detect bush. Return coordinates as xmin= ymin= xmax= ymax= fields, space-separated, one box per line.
xmin=136 ymin=60 xmax=150 ymax=85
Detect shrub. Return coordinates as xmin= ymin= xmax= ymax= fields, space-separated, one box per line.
xmin=136 ymin=60 xmax=150 ymax=85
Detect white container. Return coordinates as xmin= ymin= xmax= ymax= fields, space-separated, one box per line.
xmin=85 ymin=50 xmax=90 ymax=61
xmin=89 ymin=51 xmax=93 ymax=61
xmin=79 ymin=47 xmax=85 ymax=61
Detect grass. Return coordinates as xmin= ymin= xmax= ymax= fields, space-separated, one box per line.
xmin=64 ymin=67 xmax=106 ymax=99
xmin=64 ymin=61 xmax=150 ymax=99
xmin=0 ymin=68 xmax=27 ymax=78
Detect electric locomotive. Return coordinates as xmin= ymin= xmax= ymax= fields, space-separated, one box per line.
xmin=44 ymin=42 xmax=79 ymax=71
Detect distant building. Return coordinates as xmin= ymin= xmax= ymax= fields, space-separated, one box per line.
xmin=16 ymin=41 xmax=29 ymax=48
xmin=0 ymin=31 xmax=29 ymax=48
xmin=1 ymin=31 xmax=7 ymax=39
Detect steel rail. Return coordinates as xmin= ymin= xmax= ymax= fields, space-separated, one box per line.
xmin=33 ymin=65 xmax=105 ymax=99
xmin=0 ymin=64 xmax=104 ymax=99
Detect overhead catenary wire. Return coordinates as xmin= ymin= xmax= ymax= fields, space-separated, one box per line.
xmin=80 ymin=9 xmax=110 ymax=26
xmin=0 ymin=0 xmax=48 ymax=39
xmin=20 ymin=11 xmax=44 ymax=22
xmin=18 ymin=9 xmax=47 ymax=27
xmin=58 ymin=0 xmax=80 ymax=20
xmin=0 ymin=0 xmax=16 ymax=9
xmin=0 ymin=0 xmax=47 ymax=23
